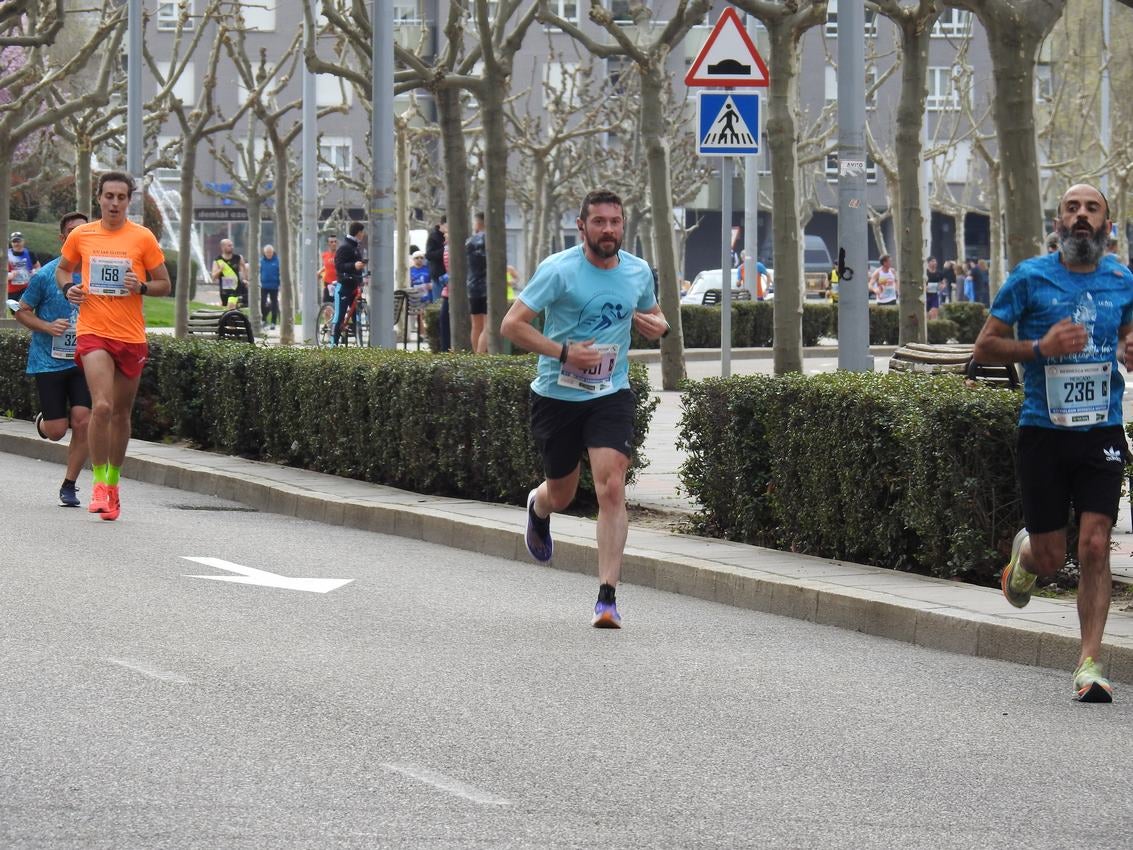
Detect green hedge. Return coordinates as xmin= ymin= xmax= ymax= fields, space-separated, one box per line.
xmin=0 ymin=331 xmax=658 ymax=506
xmin=679 ymin=371 xmax=1022 ymax=583
xmin=940 ymin=302 xmax=988 ymax=344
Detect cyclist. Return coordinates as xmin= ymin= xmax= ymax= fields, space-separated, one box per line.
xmin=332 ymin=222 xmax=366 ymax=347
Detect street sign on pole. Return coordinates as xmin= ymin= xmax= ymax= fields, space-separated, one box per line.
xmin=685 ymin=7 xmax=770 ymax=88
xmin=697 ymin=92 xmax=760 ymax=156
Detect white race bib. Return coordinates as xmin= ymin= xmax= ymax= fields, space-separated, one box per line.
xmin=89 ymin=256 xmax=131 ymax=296
xmin=557 ymin=343 xmax=618 ymax=393
xmin=1045 ymin=361 xmax=1109 ymax=427
xmin=51 ymin=320 xmax=77 ymax=360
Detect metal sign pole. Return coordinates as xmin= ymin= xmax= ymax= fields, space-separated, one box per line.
xmin=720 ymin=155 xmax=733 ymax=377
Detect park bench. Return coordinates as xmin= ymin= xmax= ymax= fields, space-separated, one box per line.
xmin=186 ymin=308 xmax=254 ymax=343
xmin=393 ymin=289 xmax=424 ymax=350
xmin=888 ymin=342 xmax=1019 ymax=388
xmin=700 ymin=288 xmax=752 ymax=306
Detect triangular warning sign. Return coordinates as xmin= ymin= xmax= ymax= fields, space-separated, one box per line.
xmin=685 ymin=7 xmax=770 ymax=88
xmin=702 ymin=96 xmax=756 ymax=148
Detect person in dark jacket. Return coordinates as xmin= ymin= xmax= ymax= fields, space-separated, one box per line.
xmin=467 ymin=212 xmax=488 ymax=352
xmin=425 ymin=217 xmax=447 ymax=302
xmin=332 ymin=222 xmax=366 ymax=346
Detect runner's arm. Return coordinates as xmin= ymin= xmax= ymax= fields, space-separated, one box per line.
xmin=975 ymin=315 xmax=1086 ymax=364
xmin=142 ymin=263 xmax=172 ymax=297
xmin=633 ymin=305 xmax=669 ymax=340
xmin=1121 ymin=323 xmax=1133 ymax=371
xmin=12 ymin=300 xmax=68 ymax=336
xmin=500 ymin=299 xmax=600 ymax=367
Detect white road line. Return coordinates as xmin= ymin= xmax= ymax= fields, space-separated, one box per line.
xmin=106 ymin=657 xmax=191 ymax=684
xmin=380 ymin=762 xmax=511 ymax=807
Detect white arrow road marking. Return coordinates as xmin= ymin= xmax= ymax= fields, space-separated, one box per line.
xmin=381 ymin=763 xmax=512 ymax=807
xmin=106 ymin=657 xmax=191 ymax=683
xmin=181 ymin=556 xmax=353 ymax=594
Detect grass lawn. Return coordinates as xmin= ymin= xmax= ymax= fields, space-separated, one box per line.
xmin=143 ymin=297 xmax=217 ymax=327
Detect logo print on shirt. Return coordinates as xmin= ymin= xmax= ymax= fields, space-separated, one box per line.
xmin=1104 ymin=446 xmax=1123 ymax=463
xmin=589 ymin=302 xmax=628 ymax=332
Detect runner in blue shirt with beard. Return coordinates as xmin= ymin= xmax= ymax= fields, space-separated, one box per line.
xmin=11 ymin=212 xmax=91 ymax=507
xmin=501 ymin=189 xmax=670 ymax=629
xmin=975 ymin=183 xmax=1133 ymax=702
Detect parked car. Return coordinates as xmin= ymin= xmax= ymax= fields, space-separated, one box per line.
xmin=681 ymin=268 xmax=744 ymax=305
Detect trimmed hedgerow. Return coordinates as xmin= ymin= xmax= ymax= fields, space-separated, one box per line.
xmin=679 ymin=371 xmax=1023 ymax=584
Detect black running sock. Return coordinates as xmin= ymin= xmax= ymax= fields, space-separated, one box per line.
xmin=597 ymin=583 xmax=616 ymax=604
xmin=529 ymin=500 xmax=550 ymax=534
xmin=62 ymin=478 xmax=76 ymax=488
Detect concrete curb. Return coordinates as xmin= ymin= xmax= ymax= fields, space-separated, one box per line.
xmin=4 ymin=421 xmax=1131 ymax=685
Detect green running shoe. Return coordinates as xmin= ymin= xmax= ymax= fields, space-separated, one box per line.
xmin=1073 ymin=657 xmax=1114 ymax=703
xmin=1000 ymin=528 xmax=1036 ymax=609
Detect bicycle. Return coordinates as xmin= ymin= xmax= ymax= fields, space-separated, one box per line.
xmin=316 ymin=281 xmax=370 ymax=348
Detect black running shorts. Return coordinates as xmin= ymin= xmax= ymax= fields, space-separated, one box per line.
xmin=34 ymin=368 xmax=91 ymax=421
xmin=1016 ymin=425 xmax=1130 ymax=533
xmin=529 ymin=388 xmax=636 ymax=480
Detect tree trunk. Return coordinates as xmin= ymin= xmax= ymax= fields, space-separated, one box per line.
xmin=528 ymin=153 xmax=549 ymax=275
xmin=395 ymin=116 xmax=409 ymax=292
xmin=174 ymin=141 xmax=197 ymax=338
xmin=988 ymin=161 xmax=1005 ymax=301
xmin=247 ymin=197 xmax=262 ymax=335
xmin=75 ymin=140 xmax=93 ymax=219
xmin=0 ymin=131 xmax=12 ymax=266
xmin=437 ymin=86 xmax=470 ymax=351
xmin=766 ymin=18 xmax=804 ymax=375
xmin=479 ymin=79 xmax=509 ymax=354
xmin=641 ymin=62 xmax=687 ymax=390
xmin=273 ymin=142 xmax=294 ymax=346
xmin=894 ymin=18 xmax=931 ymax=345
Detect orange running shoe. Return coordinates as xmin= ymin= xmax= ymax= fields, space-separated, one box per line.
xmin=100 ymin=485 xmax=120 ymax=521
xmin=88 ymin=482 xmax=110 ymax=514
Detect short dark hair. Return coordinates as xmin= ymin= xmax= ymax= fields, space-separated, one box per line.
xmin=579 ymin=189 xmax=623 ymax=222
xmin=349 ymin=221 xmax=365 ymax=237
xmin=327 ymin=234 xmax=338 ymax=243
xmin=474 ymin=211 xmax=485 ymax=223
xmin=98 ymin=171 xmax=135 ymax=198
xmin=59 ymin=211 xmax=89 ymax=234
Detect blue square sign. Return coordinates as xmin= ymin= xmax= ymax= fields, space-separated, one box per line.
xmin=697 ymin=92 xmax=760 ymax=156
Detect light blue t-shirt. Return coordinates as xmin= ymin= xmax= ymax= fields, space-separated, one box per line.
xmin=991 ymin=251 xmax=1133 ymax=429
xmin=21 ymin=256 xmax=81 ymax=375
xmin=519 ymin=245 xmax=657 ymax=401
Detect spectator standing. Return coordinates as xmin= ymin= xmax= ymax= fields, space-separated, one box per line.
xmin=8 ymin=231 xmax=40 ymax=309
xmin=466 ymin=212 xmax=488 ymax=353
xmin=438 ymin=242 xmax=451 ymax=352
xmin=259 ymin=244 xmax=280 ymax=330
xmin=925 ymin=257 xmax=943 ymax=318
xmin=319 ymin=235 xmax=338 ymax=305
xmin=425 ymin=217 xmax=447 ymax=303
xmin=973 ymin=258 xmax=990 ymax=305
xmin=940 ymin=259 xmax=957 ymax=304
xmin=211 ymin=239 xmax=248 ymax=308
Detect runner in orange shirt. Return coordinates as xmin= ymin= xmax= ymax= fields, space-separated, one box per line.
xmin=56 ymin=171 xmax=171 ymax=521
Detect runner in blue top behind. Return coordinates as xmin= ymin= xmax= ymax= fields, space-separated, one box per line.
xmin=11 ymin=211 xmax=91 ymax=507
xmin=501 ymin=188 xmax=670 ymax=629
xmin=974 ymin=183 xmax=1133 ymax=702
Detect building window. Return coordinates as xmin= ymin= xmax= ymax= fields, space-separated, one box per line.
xmin=932 ymin=10 xmax=972 ymax=38
xmin=316 ymin=74 xmax=354 ymax=107
xmin=824 ymin=65 xmax=877 ymax=109
xmin=156 ymin=60 xmax=196 ymax=105
xmin=611 ymin=0 xmax=649 ymax=24
xmin=156 ymin=1 xmax=193 ymax=31
xmin=319 ymin=136 xmax=353 ymax=177
xmin=1035 ymin=63 xmax=1053 ymax=101
xmin=239 ymin=1 xmax=276 ymax=32
xmin=926 ymin=66 xmax=961 ymax=111
xmin=607 ymin=55 xmax=635 ymax=94
xmin=544 ymin=0 xmax=578 ymax=21
xmin=393 ymin=1 xmax=420 ymax=22
xmin=825 ymin=154 xmax=877 ymax=183
xmin=825 ymin=1 xmax=877 ymax=38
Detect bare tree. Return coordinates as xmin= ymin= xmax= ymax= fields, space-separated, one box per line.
xmin=0 ymin=0 xmax=64 ymax=48
xmin=731 ymin=0 xmax=828 ymax=376
xmin=0 ymin=0 xmax=124 ymax=251
xmin=947 ymin=0 xmax=1065 ymax=268
xmin=540 ymin=0 xmax=713 ymax=390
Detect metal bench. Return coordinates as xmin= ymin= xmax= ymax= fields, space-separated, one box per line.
xmin=889 ymin=342 xmax=1019 ymax=388
xmin=700 ymin=288 xmax=752 ymax=306
xmin=393 ymin=289 xmax=423 ymax=350
xmin=187 ymin=308 xmax=254 ymax=343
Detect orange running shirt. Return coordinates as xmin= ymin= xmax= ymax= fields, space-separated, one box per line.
xmin=321 ymin=250 xmax=337 ymax=284
xmin=61 ymin=220 xmax=165 ymax=344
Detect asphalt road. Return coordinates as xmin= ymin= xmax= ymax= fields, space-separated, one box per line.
xmin=3 ymin=453 xmax=1133 ymax=849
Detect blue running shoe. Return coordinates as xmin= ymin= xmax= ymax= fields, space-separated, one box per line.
xmin=59 ymin=482 xmax=80 ymax=508
xmin=592 ymin=601 xmax=622 ymax=629
xmin=525 ymin=488 xmax=553 ymax=562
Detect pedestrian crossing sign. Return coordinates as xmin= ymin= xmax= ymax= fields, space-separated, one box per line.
xmin=697 ymin=92 xmax=760 ymax=156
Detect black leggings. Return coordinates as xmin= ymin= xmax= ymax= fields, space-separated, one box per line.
xmin=261 ymin=288 xmax=279 ymax=325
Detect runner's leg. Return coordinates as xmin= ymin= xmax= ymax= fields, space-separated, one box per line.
xmin=82 ymin=350 xmax=116 ymax=470
xmin=108 ymin=370 xmax=142 ymax=468
xmin=65 ymin=404 xmax=90 ymax=482
xmin=1076 ymin=511 xmax=1113 ymax=665
xmin=589 ymin=446 xmax=631 ymax=588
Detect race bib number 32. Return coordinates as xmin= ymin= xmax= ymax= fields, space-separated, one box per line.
xmin=89 ymin=256 xmax=132 ymax=296
xmin=1045 ymin=361 xmax=1110 ymax=427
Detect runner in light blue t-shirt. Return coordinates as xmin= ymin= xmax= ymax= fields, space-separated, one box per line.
xmin=12 ymin=212 xmax=91 ymax=507
xmin=501 ymin=189 xmax=670 ymax=629
xmin=974 ymin=183 xmax=1133 ymax=702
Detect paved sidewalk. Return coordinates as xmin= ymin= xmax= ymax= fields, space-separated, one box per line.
xmin=4 ymin=408 xmax=1133 ymax=686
